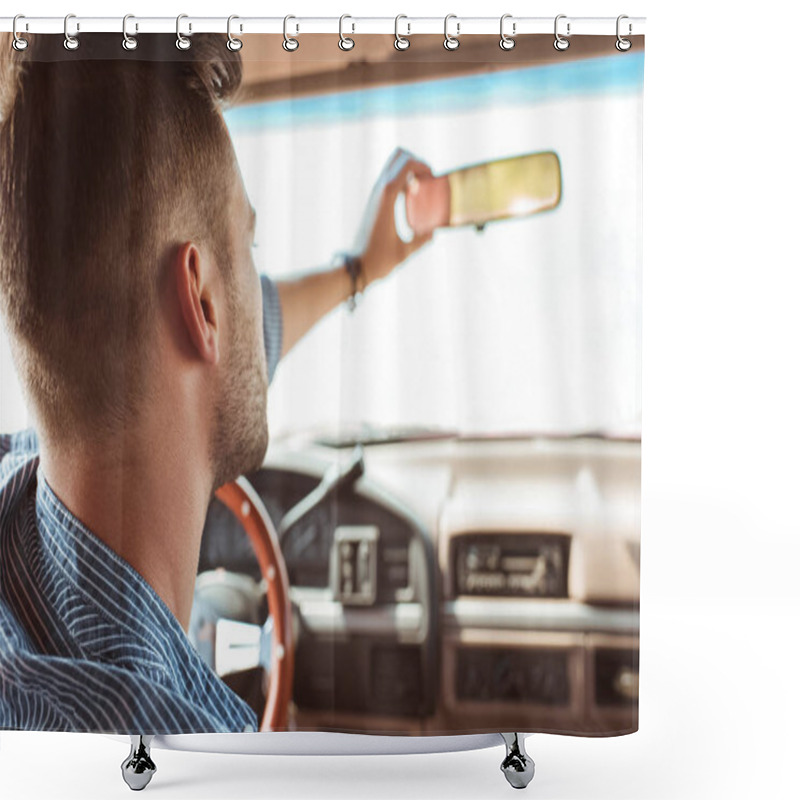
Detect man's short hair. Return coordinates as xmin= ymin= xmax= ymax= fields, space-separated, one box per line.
xmin=0 ymin=33 xmax=243 ymax=444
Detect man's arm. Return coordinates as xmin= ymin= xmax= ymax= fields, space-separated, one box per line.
xmin=262 ymin=266 xmax=352 ymax=382
xmin=270 ymin=148 xmax=436 ymax=364
xmin=274 ymin=264 xmax=352 ymax=362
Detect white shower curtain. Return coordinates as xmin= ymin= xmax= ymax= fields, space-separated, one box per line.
xmin=0 ymin=24 xmax=642 ymax=745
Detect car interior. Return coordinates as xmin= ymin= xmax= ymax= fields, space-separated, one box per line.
xmin=188 ymin=33 xmax=641 ymax=738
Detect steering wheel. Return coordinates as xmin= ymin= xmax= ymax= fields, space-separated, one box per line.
xmin=196 ymin=476 xmax=295 ymax=731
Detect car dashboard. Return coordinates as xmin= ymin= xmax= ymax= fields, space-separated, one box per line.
xmin=195 ymin=432 xmax=640 ymax=736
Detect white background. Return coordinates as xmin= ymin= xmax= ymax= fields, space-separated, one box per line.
xmin=2 ymin=1 xmax=799 ymax=799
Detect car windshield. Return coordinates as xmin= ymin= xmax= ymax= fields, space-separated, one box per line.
xmin=225 ymin=54 xmax=643 ymax=444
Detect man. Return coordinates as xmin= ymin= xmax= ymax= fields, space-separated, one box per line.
xmin=0 ymin=33 xmax=432 ymax=733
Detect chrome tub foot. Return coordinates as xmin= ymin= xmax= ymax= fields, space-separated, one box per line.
xmin=121 ymin=734 xmax=156 ymax=791
xmin=500 ymin=733 xmax=535 ymax=789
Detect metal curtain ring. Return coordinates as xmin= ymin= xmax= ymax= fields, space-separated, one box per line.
xmin=394 ymin=15 xmax=410 ymax=50
xmin=122 ymin=14 xmax=138 ymax=50
xmin=616 ymin=14 xmax=632 ymax=51
xmin=554 ymin=14 xmax=570 ymax=51
xmin=443 ymin=14 xmax=460 ymax=51
xmin=12 ymin=15 xmax=28 ymax=51
xmin=64 ymin=13 xmax=79 ymax=51
xmin=176 ymin=13 xmax=191 ymax=50
xmin=283 ymin=15 xmax=299 ymax=51
xmin=227 ymin=15 xmax=243 ymax=51
xmin=339 ymin=14 xmax=355 ymax=51
xmin=499 ymin=14 xmax=516 ymax=50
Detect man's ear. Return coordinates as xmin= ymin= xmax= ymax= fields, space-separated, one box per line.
xmin=174 ymin=241 xmax=220 ymax=366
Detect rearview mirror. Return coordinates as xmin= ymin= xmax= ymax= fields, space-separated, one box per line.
xmin=395 ymin=151 xmax=562 ymax=241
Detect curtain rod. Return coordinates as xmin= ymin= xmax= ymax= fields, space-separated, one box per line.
xmin=0 ymin=16 xmax=646 ymax=37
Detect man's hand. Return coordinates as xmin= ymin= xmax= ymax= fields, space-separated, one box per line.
xmin=351 ymin=147 xmax=436 ymax=289
xmin=275 ymin=148 xmax=436 ymax=361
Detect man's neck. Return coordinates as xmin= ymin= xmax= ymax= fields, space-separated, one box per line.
xmin=38 ymin=421 xmax=212 ymax=633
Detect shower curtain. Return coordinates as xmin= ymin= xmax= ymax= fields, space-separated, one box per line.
xmin=0 ymin=26 xmax=643 ymax=740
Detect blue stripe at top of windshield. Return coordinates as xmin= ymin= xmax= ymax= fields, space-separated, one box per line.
xmin=224 ymin=51 xmax=644 ymax=132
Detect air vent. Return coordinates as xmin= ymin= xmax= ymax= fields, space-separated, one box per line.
xmin=331 ymin=526 xmax=379 ymax=606
xmin=293 ymin=638 xmax=423 ymax=718
xmin=379 ymin=544 xmax=410 ymax=594
xmin=456 ymin=647 xmax=570 ymax=706
xmin=370 ymin=644 xmax=424 ymax=716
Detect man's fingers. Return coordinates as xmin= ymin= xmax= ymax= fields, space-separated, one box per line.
xmin=402 ymin=158 xmax=434 ymax=181
xmin=388 ymin=158 xmax=434 ymax=194
xmin=400 ymin=224 xmax=435 ymax=257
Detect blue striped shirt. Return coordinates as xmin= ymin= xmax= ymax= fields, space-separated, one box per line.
xmin=0 ymin=273 xmax=283 ymax=733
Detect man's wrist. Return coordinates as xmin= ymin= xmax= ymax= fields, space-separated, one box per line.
xmin=350 ymin=252 xmax=368 ymax=293
xmin=357 ymin=254 xmax=369 ymax=292
xmin=333 ymin=251 xmax=366 ymax=311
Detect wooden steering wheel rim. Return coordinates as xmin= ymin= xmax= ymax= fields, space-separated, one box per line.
xmin=214 ymin=476 xmax=294 ymax=731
